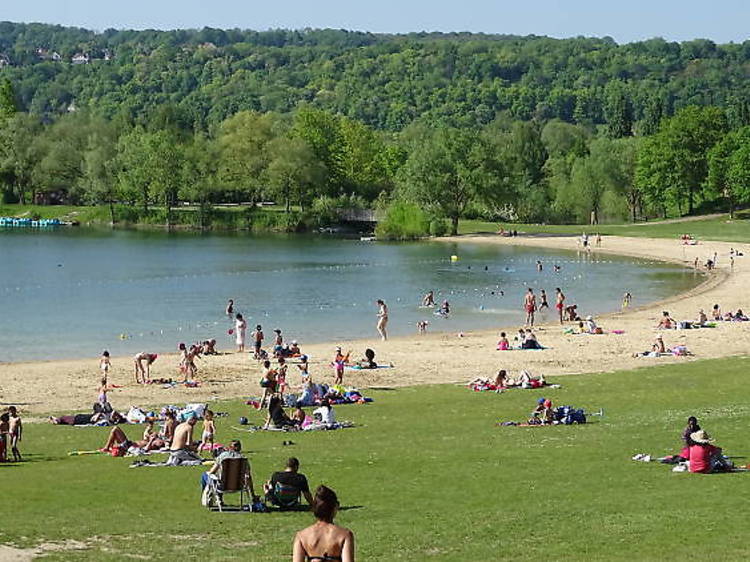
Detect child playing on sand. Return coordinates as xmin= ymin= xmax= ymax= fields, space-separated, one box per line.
xmin=333 ymin=347 xmax=350 ymax=385
xmin=198 ymin=410 xmax=215 ymax=454
xmin=100 ymin=350 xmax=111 ymax=376
xmin=417 ymin=320 xmax=429 ymax=334
xmin=276 ymin=357 xmax=288 ymax=397
xmin=252 ymin=324 xmax=264 ymax=359
xmin=497 ymin=332 xmax=510 ymax=350
xmin=260 ymin=361 xmax=278 ymax=408
xmin=296 ymin=354 xmax=310 ymax=379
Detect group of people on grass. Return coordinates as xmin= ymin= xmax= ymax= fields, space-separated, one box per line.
xmin=655 ymin=416 xmax=734 ymax=474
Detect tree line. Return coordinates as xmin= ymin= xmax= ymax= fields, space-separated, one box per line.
xmin=2 ymin=23 xmax=750 ymax=235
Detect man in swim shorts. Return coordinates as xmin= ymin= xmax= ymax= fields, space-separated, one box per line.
xmin=167 ymin=416 xmax=202 ymax=466
xmin=524 ymin=288 xmax=536 ymax=327
xmin=555 ymin=288 xmax=565 ymax=324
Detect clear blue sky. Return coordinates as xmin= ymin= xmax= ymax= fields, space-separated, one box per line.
xmin=4 ymin=0 xmax=749 ymax=44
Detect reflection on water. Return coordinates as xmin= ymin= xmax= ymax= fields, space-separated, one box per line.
xmin=0 ymin=229 xmax=701 ymax=362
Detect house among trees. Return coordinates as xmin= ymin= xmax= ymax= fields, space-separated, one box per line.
xmin=72 ymin=53 xmax=90 ymax=65
xmin=0 ymin=54 xmax=10 ymax=68
xmin=35 ymin=48 xmax=62 ymax=62
xmin=102 ymin=48 xmax=113 ymax=61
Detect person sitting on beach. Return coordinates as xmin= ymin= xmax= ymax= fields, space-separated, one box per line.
xmin=133 ymin=352 xmax=157 ymax=385
xmin=584 ymin=315 xmax=600 ymax=334
xmin=288 ymin=341 xmax=302 ymax=356
xmin=167 ymin=416 xmax=203 ymax=465
xmin=202 ymin=339 xmax=218 ymax=355
xmin=293 ymin=485 xmax=355 ymax=562
xmin=688 ymin=430 xmax=731 ymax=473
xmin=565 ymin=304 xmax=580 ymax=322
xmin=290 ymin=403 xmax=307 ymax=427
xmin=313 ymin=400 xmax=336 ymax=426
xmin=656 ymin=311 xmax=676 ymax=330
xmin=264 ymin=457 xmax=314 ymax=509
xmin=356 ymin=348 xmax=377 ymax=369
xmin=734 ymin=309 xmax=749 ymax=321
xmin=264 ymin=396 xmax=295 ymax=430
xmin=712 ymin=304 xmax=721 ymax=320
xmin=697 ymin=309 xmax=708 ymax=326
xmin=521 ymin=329 xmax=542 ymax=349
xmin=497 ymin=332 xmax=510 ymax=351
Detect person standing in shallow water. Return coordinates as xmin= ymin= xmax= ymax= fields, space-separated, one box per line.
xmin=235 ymin=313 xmax=247 ymax=353
xmin=376 ymin=299 xmax=388 ymax=340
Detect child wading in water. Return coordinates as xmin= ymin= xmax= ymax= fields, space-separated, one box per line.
xmin=198 ymin=410 xmax=215 ymax=454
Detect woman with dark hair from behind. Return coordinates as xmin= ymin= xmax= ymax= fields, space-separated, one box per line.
xmin=679 ymin=416 xmax=701 ymax=460
xmin=293 ymin=485 xmax=354 ymax=562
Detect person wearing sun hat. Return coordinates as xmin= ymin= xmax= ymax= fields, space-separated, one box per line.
xmin=688 ymin=430 xmax=728 ymax=473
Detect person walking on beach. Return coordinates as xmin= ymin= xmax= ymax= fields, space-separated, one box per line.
xmin=555 ymin=288 xmax=565 ymax=324
xmin=235 ymin=313 xmax=247 ymax=353
xmin=376 ymin=299 xmax=388 ymax=340
xmin=539 ymin=289 xmax=549 ymax=310
xmin=8 ymin=406 xmax=22 ymax=462
xmin=524 ymin=288 xmax=537 ymax=326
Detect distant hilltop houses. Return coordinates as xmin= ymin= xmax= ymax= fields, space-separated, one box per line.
xmin=0 ymin=48 xmax=114 ymax=67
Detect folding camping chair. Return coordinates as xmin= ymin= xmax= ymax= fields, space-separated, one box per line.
xmin=204 ymin=457 xmax=251 ymax=512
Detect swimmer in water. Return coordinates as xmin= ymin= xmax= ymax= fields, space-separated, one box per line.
xmin=422 ymin=291 xmax=435 ymax=307
xmin=536 ymin=260 xmax=543 ymax=272
xmin=553 ymin=264 xmax=561 ymax=273
xmin=226 ymin=299 xmax=234 ymax=316
xmin=439 ymin=300 xmax=450 ymax=315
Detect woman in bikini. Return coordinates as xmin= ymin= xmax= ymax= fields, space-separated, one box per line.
xmin=293 ymin=485 xmax=355 ymax=562
xmin=376 ymin=299 xmax=388 ymax=341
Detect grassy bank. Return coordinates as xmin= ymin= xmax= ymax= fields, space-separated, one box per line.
xmin=459 ymin=211 xmax=750 ymax=243
xmin=4 ymin=356 xmax=750 ymax=560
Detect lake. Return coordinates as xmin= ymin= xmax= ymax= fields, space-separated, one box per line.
xmin=0 ymin=229 xmax=701 ymax=362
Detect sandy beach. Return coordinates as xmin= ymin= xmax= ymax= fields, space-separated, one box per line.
xmin=3 ymin=234 xmax=748 ymax=416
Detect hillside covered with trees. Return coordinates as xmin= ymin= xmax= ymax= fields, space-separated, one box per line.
xmin=2 ymin=22 xmax=750 ymax=235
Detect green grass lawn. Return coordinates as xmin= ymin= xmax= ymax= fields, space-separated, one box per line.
xmin=459 ymin=211 xmax=750 ymax=243
xmin=4 ymin=356 xmax=750 ymax=560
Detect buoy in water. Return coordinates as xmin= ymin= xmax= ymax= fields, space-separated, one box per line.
xmin=450 ymin=255 xmax=459 ymax=262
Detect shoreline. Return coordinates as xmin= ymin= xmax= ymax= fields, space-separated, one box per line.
xmin=3 ymin=234 xmax=748 ymax=416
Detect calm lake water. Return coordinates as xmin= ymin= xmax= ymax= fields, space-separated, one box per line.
xmin=0 ymin=229 xmax=701 ymax=362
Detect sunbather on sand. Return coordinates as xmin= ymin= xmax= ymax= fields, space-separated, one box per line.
xmin=656 ymin=311 xmax=676 ymax=329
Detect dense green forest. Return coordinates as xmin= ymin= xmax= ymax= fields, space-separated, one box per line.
xmin=2 ymin=22 xmax=750 ymax=235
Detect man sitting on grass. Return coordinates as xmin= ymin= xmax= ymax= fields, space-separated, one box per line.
xmin=264 ymin=457 xmax=314 ymax=509
xmin=167 ymin=415 xmax=202 ymax=466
